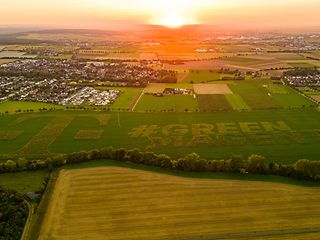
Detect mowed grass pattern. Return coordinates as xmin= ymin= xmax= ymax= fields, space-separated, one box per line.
xmin=40 ymin=167 xmax=320 ymax=240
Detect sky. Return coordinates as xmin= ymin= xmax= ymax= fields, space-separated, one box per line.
xmin=0 ymin=0 xmax=320 ymax=29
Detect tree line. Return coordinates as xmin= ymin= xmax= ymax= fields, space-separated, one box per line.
xmin=0 ymin=148 xmax=319 ymax=181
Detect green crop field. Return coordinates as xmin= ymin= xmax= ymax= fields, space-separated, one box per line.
xmin=229 ymin=81 xmax=281 ymax=109
xmin=197 ymin=94 xmax=233 ymax=112
xmin=0 ymin=101 xmax=64 ymax=114
xmin=224 ymin=57 xmax=259 ymax=62
xmin=270 ymin=86 xmax=315 ymax=108
xmin=225 ymin=94 xmax=251 ymax=111
xmin=0 ymin=170 xmax=49 ymax=194
xmin=266 ymin=84 xmax=288 ymax=94
xmin=289 ymin=62 xmax=316 ymax=68
xmin=45 ymin=54 xmax=73 ymax=60
xmin=135 ymin=94 xmax=199 ymax=112
xmin=38 ymin=166 xmax=320 ymax=240
xmin=107 ymin=87 xmax=143 ymax=110
xmin=183 ymin=70 xmax=230 ymax=83
xmin=0 ymin=109 xmax=319 ymax=163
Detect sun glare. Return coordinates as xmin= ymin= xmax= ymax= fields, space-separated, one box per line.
xmin=159 ymin=12 xmax=185 ymax=28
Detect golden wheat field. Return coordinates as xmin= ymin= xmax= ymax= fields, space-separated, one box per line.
xmin=39 ymin=167 xmax=320 ymax=240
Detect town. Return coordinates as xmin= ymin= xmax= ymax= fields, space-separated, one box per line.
xmin=0 ymin=59 xmax=177 ymax=106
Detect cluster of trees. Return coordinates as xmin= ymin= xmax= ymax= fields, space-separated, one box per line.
xmin=0 ymin=148 xmax=319 ymax=181
xmin=0 ymin=187 xmax=28 ymax=240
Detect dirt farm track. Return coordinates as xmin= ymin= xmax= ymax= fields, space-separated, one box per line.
xmin=39 ymin=167 xmax=320 ymax=240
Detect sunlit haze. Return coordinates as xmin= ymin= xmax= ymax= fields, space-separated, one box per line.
xmin=0 ymin=0 xmax=320 ymax=30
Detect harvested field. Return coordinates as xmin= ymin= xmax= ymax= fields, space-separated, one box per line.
xmin=144 ymin=83 xmax=166 ymax=94
xmin=0 ymin=51 xmax=27 ymax=58
xmin=0 ymin=59 xmax=17 ymax=65
xmin=193 ymin=84 xmax=233 ymax=94
xmin=310 ymin=95 xmax=320 ymax=102
xmin=39 ymin=167 xmax=320 ymax=240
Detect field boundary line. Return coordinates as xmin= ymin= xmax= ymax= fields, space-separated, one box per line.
xmin=131 ymin=88 xmax=145 ymax=112
xmin=20 ymin=200 xmax=32 ymax=240
xmin=180 ymin=227 xmax=320 ymax=240
xmin=27 ymin=170 xmax=60 ymax=240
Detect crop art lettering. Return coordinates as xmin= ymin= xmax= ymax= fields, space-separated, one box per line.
xmin=128 ymin=121 xmax=318 ymax=149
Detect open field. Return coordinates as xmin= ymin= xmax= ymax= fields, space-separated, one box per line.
xmin=288 ymin=62 xmax=316 ymax=68
xmin=197 ymin=95 xmax=233 ymax=112
xmin=144 ymin=83 xmax=167 ymax=94
xmin=193 ymin=84 xmax=233 ymax=94
xmin=0 ymin=170 xmax=49 ymax=194
xmin=225 ymin=94 xmax=251 ymax=111
xmin=268 ymin=53 xmax=306 ymax=60
xmin=224 ymin=57 xmax=259 ymax=62
xmin=135 ymin=94 xmax=199 ymax=112
xmin=0 ymin=59 xmax=17 ymax=65
xmin=101 ymin=87 xmax=143 ymax=110
xmin=39 ymin=166 xmax=320 ymax=240
xmin=0 ymin=101 xmax=64 ymax=114
xmin=310 ymin=95 xmax=320 ymax=102
xmin=0 ymin=50 xmax=27 ymax=58
xmin=229 ymin=81 xmax=281 ymax=109
xmin=270 ymin=87 xmax=315 ymax=108
xmin=182 ymin=70 xmax=235 ymax=83
xmin=45 ymin=54 xmax=73 ymax=60
xmin=0 ymin=109 xmax=319 ymax=163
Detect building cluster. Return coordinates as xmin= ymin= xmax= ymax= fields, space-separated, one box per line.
xmin=0 ymin=75 xmax=120 ymax=106
xmin=0 ymin=59 xmax=176 ymax=86
xmin=284 ymin=74 xmax=320 ymax=87
xmin=60 ymin=87 xmax=119 ymax=106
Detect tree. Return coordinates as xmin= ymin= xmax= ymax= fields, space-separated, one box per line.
xmin=229 ymin=155 xmax=247 ymax=173
xmin=247 ymin=154 xmax=268 ymax=174
xmin=294 ymin=159 xmax=320 ymax=180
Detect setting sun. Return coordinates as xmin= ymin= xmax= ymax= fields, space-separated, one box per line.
xmin=159 ymin=12 xmax=185 ymax=28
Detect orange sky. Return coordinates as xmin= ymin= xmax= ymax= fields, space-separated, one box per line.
xmin=1 ymin=0 xmax=320 ymax=29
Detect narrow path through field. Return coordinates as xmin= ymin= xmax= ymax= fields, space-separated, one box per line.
xmin=131 ymin=88 xmax=145 ymax=112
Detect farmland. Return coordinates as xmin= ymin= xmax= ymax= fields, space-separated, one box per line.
xmin=0 ymin=109 xmax=319 ymax=163
xmin=197 ymin=95 xmax=233 ymax=112
xmin=0 ymin=50 xmax=28 ymax=58
xmin=0 ymin=101 xmax=64 ymax=114
xmin=38 ymin=166 xmax=320 ymax=240
xmin=0 ymin=170 xmax=49 ymax=194
xmin=97 ymin=87 xmax=143 ymax=110
xmin=135 ymin=94 xmax=199 ymax=112
xmin=224 ymin=57 xmax=259 ymax=62
xmin=182 ymin=70 xmax=234 ymax=83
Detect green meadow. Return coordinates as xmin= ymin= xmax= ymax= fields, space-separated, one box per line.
xmin=0 ymin=109 xmax=319 ymax=164
xmin=0 ymin=101 xmax=64 ymax=114
xmin=135 ymin=94 xmax=199 ymax=112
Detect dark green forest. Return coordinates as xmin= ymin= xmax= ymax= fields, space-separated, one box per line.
xmin=0 ymin=187 xmax=28 ymax=240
